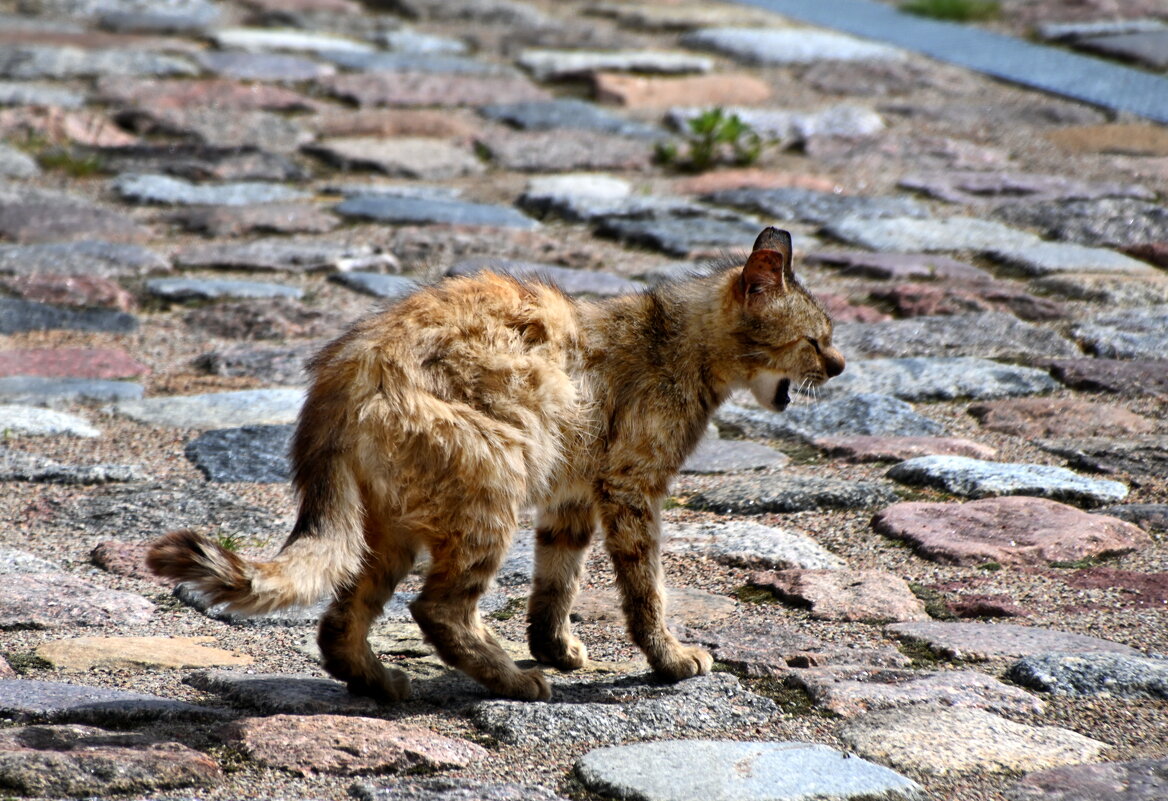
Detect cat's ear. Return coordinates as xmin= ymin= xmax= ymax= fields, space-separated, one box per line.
xmin=736 ymin=227 xmax=793 ymax=302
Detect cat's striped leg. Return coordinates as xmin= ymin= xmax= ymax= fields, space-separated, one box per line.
xmin=528 ymin=498 xmax=595 ymax=670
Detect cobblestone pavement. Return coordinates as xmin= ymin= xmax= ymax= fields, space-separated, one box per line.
xmin=0 ymin=0 xmax=1166 ymax=800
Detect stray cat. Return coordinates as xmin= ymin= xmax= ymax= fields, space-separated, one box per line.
xmin=148 ymin=227 xmax=845 ymax=702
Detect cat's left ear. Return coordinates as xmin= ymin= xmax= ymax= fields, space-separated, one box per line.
xmin=736 ymin=227 xmax=794 ymax=302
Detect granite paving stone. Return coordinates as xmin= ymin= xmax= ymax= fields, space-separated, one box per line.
xmin=824 ymin=215 xmax=1041 ymax=253
xmin=0 ymin=142 xmax=39 ymax=177
xmin=175 ymin=239 xmax=394 ymax=272
xmin=1094 ymin=504 xmax=1168 ymax=534
xmin=664 ymin=520 xmax=846 ymax=570
xmin=211 ymin=27 xmax=374 ymax=53
xmin=146 ymin=277 xmax=303 ymax=302
xmin=1032 ymin=273 xmax=1168 ymax=307
xmin=477 ymin=129 xmax=652 ymax=172
xmin=0 ymin=447 xmax=143 ymax=484
xmin=322 ymin=51 xmax=508 ymax=75
xmin=753 ymin=569 xmax=928 ymax=622
xmin=90 ymin=540 xmax=168 ymax=584
xmin=989 ymin=242 xmax=1157 ymax=278
xmin=576 ymin=740 xmax=925 ymax=801
xmin=969 ymin=398 xmax=1153 ymax=438
xmin=516 ymin=49 xmax=713 ymax=80
xmin=96 ymin=76 xmax=320 ymax=112
xmin=121 ymin=107 xmax=313 ymax=153
xmin=0 ymin=185 xmax=150 ymax=243
xmin=1076 ymin=31 xmax=1168 ymax=70
xmin=307 ymin=137 xmax=484 ymax=179
xmin=517 ymin=174 xmax=680 ymax=222
xmin=112 ymin=388 xmax=305 ymax=429
xmin=114 ymin=173 xmax=311 ymax=206
xmin=873 ymin=497 xmax=1151 ymax=567
xmin=0 ymin=44 xmax=197 ymax=79
xmin=840 ymin=707 xmax=1108 ymax=776
xmin=0 ymin=241 xmax=168 ymax=279
xmin=1 ymin=274 xmax=135 ymax=311
xmin=36 ymin=636 xmax=252 ymax=671
xmin=572 ymin=586 xmax=735 ymax=627
xmin=0 ymin=298 xmax=137 ymax=334
xmin=704 ymin=187 xmax=925 ymax=225
xmin=825 ymin=357 xmax=1058 ymax=402
xmin=813 ymin=435 xmax=997 ymax=462
xmin=0 ymin=347 xmax=147 ymax=379
xmin=0 ymin=376 xmax=142 ymax=404
xmin=0 ymin=80 xmax=86 ymax=107
xmin=331 ymin=272 xmax=419 ymax=299
xmin=595 ymin=212 xmax=763 ymax=257
xmin=668 ymin=104 xmax=886 ymax=145
xmin=1037 ymin=19 xmax=1168 ymax=42
xmin=184 ymin=669 xmax=381 ymax=715
xmin=480 ymin=98 xmax=662 ymax=138
xmin=185 ymin=424 xmax=294 ymax=483
xmin=193 ymin=343 xmax=316 ymax=386
xmin=833 ymin=313 xmax=1079 ymax=361
xmin=449 ymin=258 xmax=638 ymax=296
xmin=593 ymin=72 xmax=772 ymax=109
xmin=899 ymin=171 xmax=1154 ymax=205
xmin=805 ymin=250 xmax=995 ymax=282
xmin=183 ymin=297 xmax=344 ymax=341
xmin=686 ymin=473 xmax=898 ymax=514
xmin=992 ymin=198 xmax=1167 ymax=249
xmin=380 ymin=28 xmax=468 ymax=54
xmin=887 ymin=621 xmax=1141 ymax=661
xmin=319 ymin=72 xmax=550 ymax=107
xmin=1061 ymin=567 xmax=1168 ymax=610
xmin=0 ymin=405 xmax=99 ymax=437
xmin=168 ymin=203 xmax=339 ymax=236
xmin=354 ymin=779 xmax=569 ymax=801
xmin=870 ymin=282 xmax=1067 ymax=322
xmin=680 ymin=436 xmax=790 ymax=473
xmin=1007 ymin=653 xmax=1168 ymax=700
xmin=1 ymin=571 xmax=154 ymax=628
xmin=1005 ymin=757 xmax=1168 ymax=801
xmin=0 ymin=679 xmax=218 ymax=724
xmin=1040 ymin=436 xmax=1168 ymax=479
xmin=887 ymin=455 xmax=1128 ymax=507
xmin=715 ymin=394 xmax=944 ymax=441
xmin=1046 ymin=358 xmax=1168 ymax=396
xmin=472 ymin=673 xmax=774 ymax=746
xmin=1073 ymin=306 xmax=1168 ymax=360
xmin=337 ymin=194 xmax=538 ymax=229
xmin=196 ymin=50 xmax=337 ymax=81
xmin=682 ymin=27 xmax=905 ymax=64
xmin=96 ymin=143 xmax=308 ymax=182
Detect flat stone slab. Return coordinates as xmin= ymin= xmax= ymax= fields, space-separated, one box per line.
xmin=824 ymin=215 xmax=1040 ymax=253
xmin=1062 ymin=567 xmax=1168 ymax=610
xmin=354 ymin=779 xmax=569 ymax=801
xmin=308 ymin=137 xmax=484 ymax=179
xmin=572 ymin=587 xmax=735 ymax=626
xmin=1074 ymin=305 xmax=1168 ymax=360
xmin=449 ymin=258 xmax=639 ymax=297
xmin=886 ymin=455 xmax=1129 ymax=507
xmin=825 ymin=357 xmax=1058 ymax=401
xmin=175 ymin=239 xmax=392 ymax=273
xmin=752 ymin=569 xmax=928 ymax=622
xmin=112 ymin=389 xmax=304 ymax=429
xmin=715 ymin=394 xmax=944 ymax=441
xmin=185 ymin=424 xmax=294 ymax=483
xmin=993 ymin=198 xmax=1167 ymax=250
xmin=686 ymin=474 xmax=898 ymax=514
xmin=36 ymin=636 xmax=252 ymax=671
xmin=0 ymin=447 xmax=143 ymax=484
xmin=114 ymin=173 xmax=310 ymax=206
xmin=1042 ymin=436 xmax=1168 ymax=479
xmin=596 ymin=212 xmax=763 ymax=258
xmin=886 ymin=621 xmax=1141 ymax=662
xmin=480 ymin=98 xmax=662 ymax=137
xmin=807 ymin=250 xmax=993 ymax=282
xmin=665 ymin=521 xmax=846 ymax=570
xmin=211 ymin=27 xmax=373 ymax=53
xmin=0 ymin=404 xmax=99 ymax=437
xmin=319 ymin=72 xmax=550 ymax=108
xmin=900 ymin=170 xmax=1154 ymax=205
xmin=1094 ymin=504 xmax=1168 ymax=534
xmin=840 ymin=707 xmax=1108 ymax=776
xmin=705 ymin=186 xmax=924 ymax=225
xmin=336 ymin=194 xmax=537 ymax=229
xmin=1047 ymin=358 xmax=1168 ymax=397
xmin=670 ymin=103 xmax=886 ymax=144
xmin=683 ymin=27 xmax=905 ymax=64
xmin=168 ymin=203 xmax=339 ymax=236
xmin=970 ymin=398 xmax=1153 ymax=439
xmin=97 ymin=143 xmax=307 ymax=183
xmin=0 ymin=572 xmax=153 ymax=628
xmin=790 ymin=666 xmax=1044 ymax=718
xmin=576 ymin=739 xmax=924 ymax=801
xmin=122 ymin=107 xmax=312 ymax=153
xmin=196 ymin=343 xmax=317 ymax=386
xmin=1006 ymin=756 xmax=1168 ymax=801
xmin=516 ymin=49 xmax=713 ymax=80
xmin=0 ymin=679 xmax=216 ymax=724
xmin=834 ymin=313 xmax=1079 ymax=361
xmin=681 ymin=436 xmax=790 ymax=473
xmin=0 ymin=376 xmax=143 ymax=405
xmin=185 ymin=669 xmax=380 ymax=715
xmin=0 ymin=724 xmax=222 ymax=797
xmin=331 ymin=272 xmax=420 ymax=300
xmin=1077 ymin=31 xmax=1168 ymax=70
xmin=1 ymin=273 xmax=135 ymax=313
xmin=472 ymin=673 xmax=775 ymax=746
xmin=146 ymin=278 xmax=303 ymax=302
xmin=0 ymin=45 xmax=197 ymax=79
xmin=222 ymin=714 xmax=487 ymax=776
xmin=0 ymin=184 xmax=149 ymax=244
xmin=0 ymin=298 xmax=137 ymax=334
xmin=814 ymin=435 xmax=996 ymax=462
xmin=477 ymin=128 xmax=652 ymax=172
xmin=0 ymin=347 xmax=147 ymax=380
xmin=0 ymin=80 xmax=85 ymax=107
xmin=0 ymin=240 xmax=167 ymax=278
xmin=989 ymin=242 xmax=1156 ymax=277
xmin=869 ymin=282 xmax=1066 ymax=323
xmin=873 ymin=497 xmax=1151 ymax=567
xmin=198 ymin=50 xmax=336 ymax=81
xmin=1007 ymin=653 xmax=1168 ymax=700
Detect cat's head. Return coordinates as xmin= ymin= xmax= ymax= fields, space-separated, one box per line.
xmin=730 ymin=227 xmax=845 ymax=412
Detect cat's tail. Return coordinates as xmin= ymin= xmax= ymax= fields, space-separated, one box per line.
xmin=146 ymin=467 xmax=367 ymax=615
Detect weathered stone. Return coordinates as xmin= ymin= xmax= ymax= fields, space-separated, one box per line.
xmin=806 ymin=250 xmax=993 ymax=282
xmin=1046 ymin=358 xmax=1168 ymax=397
xmin=1006 ymin=757 xmax=1168 ymax=801
xmin=0 ymin=44 xmax=196 ymax=79
xmin=90 ymin=540 xmax=168 ymax=583
xmin=596 ymin=211 xmax=764 ymax=257
xmin=899 ymin=170 xmax=1153 ymax=205
xmin=0 ymin=142 xmax=38 ymax=177
xmin=672 ymin=168 xmax=838 ymax=196
xmin=669 ymin=104 xmax=885 ymax=144
xmin=835 ymin=313 xmax=1078 ymax=361
xmin=593 ymin=72 xmax=770 ymax=108
xmin=114 ymin=173 xmax=310 ymax=206
xmin=0 ymin=348 xmax=146 ymax=380
xmin=185 ymin=425 xmax=294 ymax=483
xmin=36 ymin=636 xmax=252 ymax=671
xmin=1062 ymin=567 xmax=1168 ymax=610
xmin=0 ymin=724 xmax=222 ymax=797
xmin=473 ymin=673 xmax=773 ymax=746
xmin=194 ymin=343 xmax=316 ymax=386
xmin=323 ymin=51 xmax=507 ymax=75
xmin=1074 ymin=306 xmax=1168 ymax=360
xmin=715 ymin=395 xmax=944 ymax=441
xmin=113 ymin=389 xmax=304 ymax=429
xmin=1032 ymin=273 xmax=1168 ymax=307
xmin=887 ymin=456 xmax=1128 ymax=507
xmin=519 ymin=174 xmax=687 ymax=222
xmin=992 ymin=198 xmax=1167 ymax=249
xmin=871 ymin=282 xmax=1067 ymax=322
xmin=337 ymin=194 xmax=537 ymax=229
xmin=147 ymin=277 xmax=303 ymax=302
xmin=576 ymin=740 xmax=924 ymax=801
xmin=572 ymin=586 xmax=735 ymax=626
xmin=517 ymin=49 xmax=712 ymax=80
xmin=0 ymin=185 xmax=149 ymax=244
xmin=840 ymin=707 xmax=1108 ymax=775
xmin=1093 ymin=504 xmax=1168 ymax=534
xmin=185 ymin=670 xmax=380 ymax=714
xmin=0 ymin=299 xmax=137 ymax=335
xmin=121 ymin=107 xmax=312 ymax=153
xmin=0 ymin=680 xmax=214 ymax=724
xmin=1041 ymin=436 xmax=1168 ymax=480
xmin=0 ymin=80 xmax=85 ymax=107
xmin=686 ymin=473 xmax=898 ymax=514
xmin=946 ymin=594 xmax=1029 ymax=619
xmin=680 ymin=436 xmax=789 ymax=474
xmin=887 ymin=621 xmax=1141 ymax=662
xmin=222 ymin=714 xmax=486 ymax=776
xmin=0 ymin=274 xmax=136 ymax=312
xmin=752 ymin=569 xmax=928 ymax=622
xmin=197 ymin=50 xmax=336 ymax=81
xmin=990 ymin=242 xmax=1156 ymax=278
xmin=307 ymin=137 xmax=484 ymax=179
xmin=873 ymin=497 xmax=1151 ymax=567
xmin=791 ymin=666 xmax=1044 ymax=718
xmin=665 ymin=520 xmax=845 ymax=570
xmin=380 ymin=27 xmax=468 ymax=55
xmin=824 ymin=215 xmax=1041 ymax=253
xmin=970 ymin=398 xmax=1153 ymax=439
xmin=184 ymin=298 xmax=344 ymax=342
xmin=478 ymin=129 xmax=651 ymax=172
xmin=354 ymin=778 xmax=569 ymax=801
xmin=168 ymin=204 xmax=338 ymax=236
xmin=175 ymin=239 xmax=392 ymax=273
xmin=706 ymin=186 xmax=924 ymax=225
xmin=0 ymin=405 xmax=99 ymax=437
xmin=815 ymin=293 xmax=890 ymax=323
xmin=309 ymin=108 xmax=478 ymax=139
xmin=1046 ymin=123 xmax=1168 ymax=157
xmin=97 ymin=143 xmax=308 ymax=182
xmin=331 ymin=272 xmax=419 ymax=299
xmin=1076 ymin=31 xmax=1168 ymax=70
xmin=0 ymin=572 xmax=153 ymax=628
xmin=319 ymin=72 xmax=550 ymax=108
xmin=829 ymin=357 xmax=1058 ymax=402
xmin=683 ymin=27 xmax=905 ymax=64
xmin=97 ymin=76 xmax=319 ymax=112
xmin=450 ymin=258 xmax=639 ymax=297
xmin=814 ymin=435 xmax=996 ymax=462
xmin=0 ymin=548 xmax=59 ymax=574
xmin=0 ymin=448 xmax=143 ymax=484
xmin=212 ymin=27 xmax=373 ymax=53
xmin=1007 ymin=653 xmax=1168 ymax=700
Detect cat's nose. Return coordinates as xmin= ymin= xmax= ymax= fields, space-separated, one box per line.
xmin=824 ymin=349 xmax=845 ymax=377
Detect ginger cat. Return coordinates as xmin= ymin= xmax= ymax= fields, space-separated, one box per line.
xmin=148 ymin=227 xmax=844 ymax=702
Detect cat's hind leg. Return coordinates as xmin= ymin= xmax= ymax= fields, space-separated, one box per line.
xmin=410 ymin=512 xmax=551 ymax=701
xmin=528 ymin=497 xmax=595 ymax=670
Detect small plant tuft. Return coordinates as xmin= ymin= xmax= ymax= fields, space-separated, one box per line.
xmin=655 ymin=107 xmax=764 ymax=173
xmin=215 ymin=532 xmax=245 ymax=553
xmin=735 ymin=584 xmax=778 ymax=605
xmin=900 ymin=0 xmax=999 ymax=21
xmin=908 ymin=582 xmax=957 ymax=620
xmin=38 ymin=148 xmax=104 ymax=178
xmin=489 ymin=596 xmax=527 ymax=622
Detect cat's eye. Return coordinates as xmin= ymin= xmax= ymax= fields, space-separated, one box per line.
xmin=807 ymin=338 xmax=820 ymax=350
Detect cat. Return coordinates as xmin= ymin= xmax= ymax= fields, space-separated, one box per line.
xmin=147 ymin=227 xmax=845 ymax=702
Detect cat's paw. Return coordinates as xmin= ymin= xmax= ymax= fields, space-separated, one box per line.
xmin=500 ymin=668 xmax=553 ymax=701
xmin=530 ymin=634 xmax=588 ymax=671
xmin=652 ymin=645 xmax=713 ymax=682
xmin=347 ymin=667 xmax=412 ymax=704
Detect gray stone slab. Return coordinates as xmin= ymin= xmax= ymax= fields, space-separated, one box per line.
xmin=824 ymin=357 xmax=1059 ymax=401
xmin=112 ymin=388 xmax=305 ymax=429
xmin=1077 ymin=31 xmax=1168 ymax=71
xmin=596 ymin=213 xmax=762 ymax=257
xmin=0 ymin=80 xmax=86 ymax=107
xmin=805 ymin=250 xmax=993 ymax=282
xmin=1074 ymin=305 xmax=1168 ymax=360
xmin=887 ymin=621 xmax=1141 ymax=662
xmin=185 ymin=424 xmax=293 ymax=483
xmin=834 ymin=313 xmax=1079 ymax=361
xmin=354 ymin=779 xmax=569 ymax=801
xmin=323 ymin=51 xmax=506 ymax=75
xmin=336 ymin=194 xmax=538 ymax=229
xmin=0 ymin=143 xmax=39 ymax=178
xmin=175 ymin=239 xmax=393 ymax=273
xmin=477 ymin=129 xmax=652 ymax=172
xmin=184 ymin=669 xmax=380 ymax=714
xmin=472 ymin=673 xmax=775 ymax=747
xmin=480 ymin=99 xmax=662 ymax=138
xmin=665 ymin=520 xmax=846 ymax=570
xmin=989 ymin=242 xmax=1156 ymax=278
xmin=1038 ymin=19 xmax=1168 ymax=42
xmin=517 ymin=49 xmax=713 ymax=80
xmin=824 ymin=215 xmax=1041 ymax=253
xmin=681 ymin=436 xmax=790 ymax=473
xmin=1041 ymin=436 xmax=1168 ymax=480
xmin=715 ymin=394 xmax=944 ymax=441
xmin=0 ymin=448 xmax=142 ymax=484
xmin=887 ymin=455 xmax=1128 ymax=507
xmin=519 ymin=174 xmax=698 ymax=222
xmin=686 ymin=473 xmax=898 ymax=514
xmin=0 ymin=679 xmax=218 ymax=725
xmin=449 ymin=258 xmax=640 ymax=297
xmin=0 ymin=571 xmax=154 ymax=628
xmin=733 ymin=0 xmax=1168 ymax=124
xmin=683 ymin=26 xmax=906 ymax=64
xmin=306 ymin=137 xmax=484 ymax=180
xmin=379 ymin=28 xmax=469 ymax=55
xmin=0 ymin=548 xmax=59 ymax=574
xmin=99 ymin=7 xmax=220 ymax=33
xmin=330 ymin=272 xmax=420 ymax=300
xmin=146 ymin=278 xmax=303 ymax=302
xmin=114 ymin=173 xmax=311 ymax=206
xmin=0 ymin=376 xmax=143 ymax=405
xmin=212 ymin=28 xmax=373 ymax=54
xmin=704 ymin=187 xmax=925 ymax=225
xmin=669 ymin=104 xmax=885 ymax=143
xmin=0 ymin=404 xmax=99 ymax=437
xmin=0 ymin=241 xmax=168 ymax=278
xmin=993 ymin=198 xmax=1167 ymax=249
xmin=0 ymin=45 xmax=197 ymax=79
xmin=195 ymin=344 xmax=316 ymax=387
xmin=1007 ymin=653 xmax=1168 ymax=700
xmin=577 ymin=739 xmax=925 ymax=801
xmin=196 ymin=50 xmax=336 ymax=81
xmin=0 ymin=299 xmax=137 ymax=335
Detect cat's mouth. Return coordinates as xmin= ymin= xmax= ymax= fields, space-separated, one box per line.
xmin=773 ymin=378 xmax=791 ymax=412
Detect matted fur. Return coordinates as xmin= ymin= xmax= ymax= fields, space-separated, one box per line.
xmin=147 ymin=227 xmax=845 ymax=702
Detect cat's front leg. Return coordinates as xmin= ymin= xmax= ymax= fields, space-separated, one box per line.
xmin=596 ymin=479 xmax=713 ymax=681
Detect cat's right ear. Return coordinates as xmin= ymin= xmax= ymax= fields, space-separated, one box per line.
xmin=735 ymin=228 xmax=793 ymax=303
